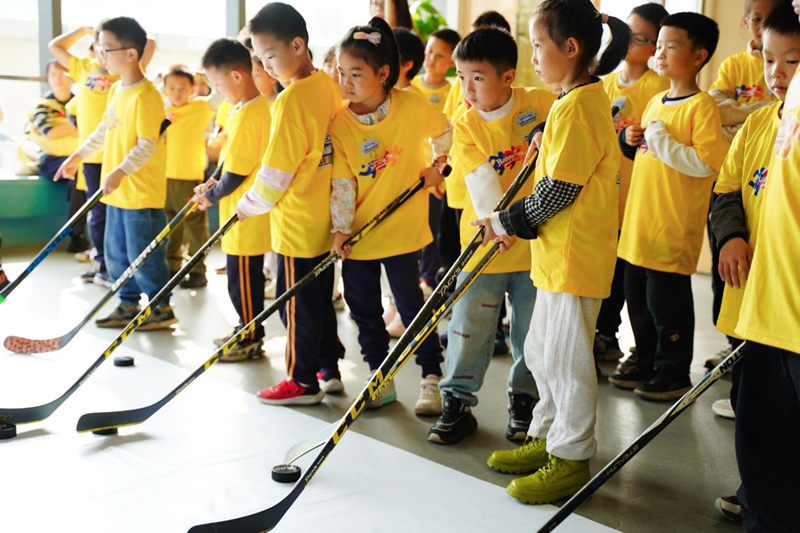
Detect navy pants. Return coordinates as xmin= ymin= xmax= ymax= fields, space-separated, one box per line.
xmin=342 ymin=251 xmax=443 ymax=378
xmin=40 ymin=154 xmax=87 ymax=244
xmin=596 ymin=254 xmax=626 ymax=338
xmin=83 ymin=163 xmax=107 ymax=271
xmin=226 ymin=254 xmax=265 ymax=342
xmin=419 ymin=194 xmax=442 ymax=286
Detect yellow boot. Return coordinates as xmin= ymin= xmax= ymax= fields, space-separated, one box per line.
xmin=487 ymin=437 xmax=549 ymax=474
xmin=506 ymin=454 xmax=590 ymax=504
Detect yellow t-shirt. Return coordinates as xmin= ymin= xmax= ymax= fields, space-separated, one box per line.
xmin=618 ymin=92 xmax=725 ymax=275
xmin=713 ymin=103 xmax=780 ymax=339
xmin=531 ymin=81 xmax=620 ymax=298
xmin=710 ymin=51 xmax=776 ymax=106
xmin=453 ymin=87 xmax=555 ymax=274
xmin=331 ymin=89 xmax=447 ymax=260
xmin=219 ymin=96 xmax=272 ymax=257
xmin=100 ymin=79 xmax=167 ymax=210
xmin=602 ymin=70 xmax=670 ymax=228
xmin=735 ymin=85 xmax=800 ymax=354
xmin=68 ymin=56 xmax=120 ymax=165
xmin=165 ymin=98 xmax=216 ymax=181
xmin=214 ymin=99 xmax=234 ymax=162
xmin=410 ymin=77 xmax=450 ymax=112
xmin=443 ymin=87 xmax=472 ymax=210
xmin=443 ymin=78 xmax=465 ymax=121
xmin=262 ymin=70 xmax=341 ymax=258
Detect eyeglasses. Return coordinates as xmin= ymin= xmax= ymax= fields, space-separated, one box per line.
xmin=96 ymin=46 xmax=133 ymax=59
xmin=631 ymin=33 xmax=656 ymax=46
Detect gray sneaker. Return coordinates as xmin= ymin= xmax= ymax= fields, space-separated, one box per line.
xmin=137 ymin=305 xmax=178 ymax=331
xmin=96 ymin=304 xmax=141 ymax=328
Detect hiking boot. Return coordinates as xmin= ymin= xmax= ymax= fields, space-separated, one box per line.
xmin=96 ymin=304 xmax=140 ymax=328
xmin=427 ymin=393 xmax=477 ymax=444
xmin=317 ymin=369 xmax=344 ymax=393
xmin=257 ymin=378 xmax=324 ymax=406
xmin=594 ymin=333 xmax=624 ymax=361
xmin=714 ymin=495 xmax=742 ymax=525
xmin=414 ymin=374 xmax=442 ymax=416
xmin=608 ymin=364 xmax=655 ymax=390
xmin=487 ymin=436 xmax=549 ymax=474
xmin=506 ymin=454 xmax=590 ymax=504
xmin=366 ymin=375 xmax=397 ymax=409
xmin=507 ymin=393 xmax=535 ymax=442
xmin=634 ymin=372 xmax=692 ymax=401
xmin=179 ymin=272 xmax=207 ymax=289
xmin=219 ymin=339 xmax=264 ymax=362
xmin=137 ymin=305 xmax=178 ymax=331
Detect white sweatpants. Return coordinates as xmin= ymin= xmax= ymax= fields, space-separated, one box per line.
xmin=525 ymin=289 xmax=601 ymax=461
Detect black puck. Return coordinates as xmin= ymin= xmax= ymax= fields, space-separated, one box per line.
xmin=0 ymin=421 xmax=17 ymax=440
xmin=271 ymin=464 xmax=301 ymax=483
xmin=114 ymin=356 xmax=134 ymax=367
xmin=92 ymin=427 xmax=119 ymax=436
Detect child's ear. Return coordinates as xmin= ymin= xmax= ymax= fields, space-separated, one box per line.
xmin=565 ymin=37 xmax=580 ymax=59
xmin=503 ymin=68 xmax=516 ymax=86
xmin=694 ymin=48 xmax=709 ymax=68
xmin=126 ymin=48 xmax=138 ymax=64
xmin=292 ymin=37 xmax=305 ymax=56
xmin=231 ymin=69 xmax=243 ymax=84
xmin=377 ymin=64 xmax=391 ymax=84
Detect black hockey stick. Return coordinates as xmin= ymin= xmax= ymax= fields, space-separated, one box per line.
xmin=0 ymin=215 xmax=237 ymax=426
xmin=536 ymin=342 xmax=747 ymax=532
xmin=0 ymin=189 xmax=103 ymax=304
xmin=76 ymin=176 xmax=430 ymax=434
xmin=4 ymin=200 xmax=199 ymax=354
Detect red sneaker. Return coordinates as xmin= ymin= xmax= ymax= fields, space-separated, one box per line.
xmin=257 ymin=379 xmax=324 ymax=405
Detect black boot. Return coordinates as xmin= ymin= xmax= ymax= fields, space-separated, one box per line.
xmin=507 ymin=393 xmax=535 ymax=442
xmin=427 ymin=393 xmax=477 ymax=445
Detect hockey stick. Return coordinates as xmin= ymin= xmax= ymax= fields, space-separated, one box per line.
xmin=536 ymin=342 xmax=747 ymax=532
xmin=75 ymin=176 xmax=431 ymax=433
xmin=4 ymin=200 xmax=199 ymax=354
xmin=0 ymin=188 xmax=103 ymax=304
xmin=0 ymin=215 xmax=238 ymax=426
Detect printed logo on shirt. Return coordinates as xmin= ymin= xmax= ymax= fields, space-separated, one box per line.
xmin=429 ymin=96 xmax=441 ymax=104
xmin=638 ymin=139 xmax=659 ymax=161
xmin=613 ymin=115 xmax=638 ymax=134
xmin=318 ymin=135 xmax=333 ymax=168
xmin=359 ymin=145 xmax=403 ymax=179
xmin=748 ymin=167 xmax=767 ymax=196
xmin=361 ymin=139 xmax=380 ymax=154
xmin=488 ymin=143 xmax=528 ymax=176
xmin=735 ymin=85 xmax=768 ymax=101
xmin=85 ymin=68 xmax=115 ymax=94
xmin=105 ymin=106 xmax=121 ymax=130
xmin=774 ymin=112 xmax=800 ymax=160
xmin=516 ymin=110 xmax=537 ymax=128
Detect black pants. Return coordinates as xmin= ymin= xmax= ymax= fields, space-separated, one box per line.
xmin=41 ymin=154 xmax=87 ymax=244
xmin=419 ymin=194 xmax=442 ymax=286
xmin=342 ymin=251 xmax=443 ymax=378
xmin=437 ymin=194 xmax=461 ymax=271
xmin=736 ymin=342 xmax=800 ymax=532
xmin=226 ymin=254 xmax=265 ymax=342
xmin=624 ymin=262 xmax=694 ymax=377
xmin=596 ymin=254 xmax=626 ymax=338
xmin=83 ymin=163 xmax=107 ymax=271
xmin=277 ymin=253 xmax=345 ymax=385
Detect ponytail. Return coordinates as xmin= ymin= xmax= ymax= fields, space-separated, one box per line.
xmin=338 ymin=16 xmax=401 ymax=90
xmin=594 ymin=16 xmax=631 ymax=77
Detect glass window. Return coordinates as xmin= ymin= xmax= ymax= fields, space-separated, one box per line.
xmin=0 ymin=0 xmax=39 ymax=144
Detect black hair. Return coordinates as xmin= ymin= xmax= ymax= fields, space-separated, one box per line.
xmin=248 ymin=2 xmax=309 ymax=45
xmin=201 ymin=38 xmax=253 ymax=74
xmin=393 ymin=28 xmax=425 ymax=79
xmin=431 ymin=28 xmax=461 ymax=51
xmin=455 ymin=27 xmax=517 ymax=75
xmin=99 ymin=17 xmax=147 ymax=58
xmin=164 ymin=64 xmax=195 ymax=85
xmin=762 ymin=1 xmax=800 ymax=37
xmin=661 ymin=12 xmax=719 ymax=67
xmin=473 ymin=11 xmax=511 ymax=32
xmin=339 ymin=16 xmax=400 ymax=90
xmin=630 ymin=3 xmax=670 ymax=32
xmin=533 ymin=0 xmax=631 ymax=77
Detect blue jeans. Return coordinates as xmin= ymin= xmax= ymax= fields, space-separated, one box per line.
xmin=105 ymin=206 xmax=170 ymax=307
xmin=440 ymin=270 xmax=539 ymax=406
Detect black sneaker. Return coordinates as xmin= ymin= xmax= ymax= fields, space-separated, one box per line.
xmin=427 ymin=393 xmax=478 ymax=444
xmin=440 ymin=331 xmax=448 ymax=348
xmin=507 ymin=393 xmax=535 ymax=442
xmin=137 ymin=305 xmax=178 ymax=331
xmin=594 ymin=333 xmax=624 ymax=361
xmin=714 ymin=495 xmax=742 ymax=525
xmin=608 ymin=365 xmax=655 ymax=390
xmin=96 ymin=304 xmax=140 ymax=328
xmin=81 ymin=264 xmax=100 ymax=282
xmin=615 ymin=351 xmax=638 ymax=374
xmin=179 ymin=272 xmax=208 ymax=289
xmin=634 ymin=372 xmax=692 ymax=401
xmin=494 ymin=330 xmax=510 ymax=356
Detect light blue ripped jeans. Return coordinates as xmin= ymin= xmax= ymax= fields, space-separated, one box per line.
xmin=440 ymin=270 xmax=539 ymax=406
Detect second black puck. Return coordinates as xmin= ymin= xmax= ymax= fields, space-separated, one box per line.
xmin=114 ymin=356 xmax=135 ymax=367
xmin=271 ymin=464 xmax=301 ymax=483
xmin=92 ymin=427 xmax=119 ymax=436
xmin=0 ymin=421 xmax=17 ymax=440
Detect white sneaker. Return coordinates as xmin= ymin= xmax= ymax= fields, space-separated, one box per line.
xmin=414 ymin=374 xmax=442 ymax=416
xmin=712 ymin=398 xmax=735 ymax=419
xmin=264 ymin=278 xmax=277 ymax=300
xmin=366 ymin=375 xmax=397 ymax=409
xmin=317 ymin=369 xmax=344 ymax=393
xmin=705 ymin=344 xmax=732 ymax=370
xmin=386 ymin=313 xmax=405 ymax=339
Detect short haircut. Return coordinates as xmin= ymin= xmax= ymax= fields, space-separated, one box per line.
xmin=164 ymin=64 xmax=195 ymax=85
xmin=472 ymin=10 xmax=511 ymax=32
xmin=430 ymin=28 xmax=461 ymax=51
xmin=201 ymin=38 xmax=253 ymax=74
xmin=99 ymin=17 xmax=147 ymax=58
xmin=393 ymin=28 xmax=425 ymax=79
xmin=661 ymin=12 xmax=719 ymax=67
xmin=630 ymin=3 xmax=669 ymax=32
xmin=454 ymin=27 xmax=517 ymax=74
xmin=763 ymin=1 xmax=800 ymax=37
xmin=248 ymin=2 xmax=309 ymax=45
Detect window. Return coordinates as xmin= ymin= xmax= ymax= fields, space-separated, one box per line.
xmin=0 ymin=0 xmax=39 ymax=140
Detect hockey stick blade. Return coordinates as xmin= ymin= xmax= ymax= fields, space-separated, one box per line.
xmin=4 ymin=201 xmax=198 ymax=354
xmin=536 ymin=342 xmax=746 ymax=532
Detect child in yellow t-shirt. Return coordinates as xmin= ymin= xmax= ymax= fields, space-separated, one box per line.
xmin=411 ymin=28 xmax=459 ymax=111
xmin=393 ymin=28 xmax=425 ymax=90
xmin=162 ymin=65 xmax=216 ymax=289
xmin=476 ymin=0 xmax=628 ymax=504
xmin=596 ymin=3 xmax=670 ymax=365
xmin=56 ymin=17 xmax=175 ymax=331
xmin=612 ymin=14 xmax=725 ymax=400
xmin=236 ymin=3 xmax=344 ymax=406
xmin=428 ymin=28 xmax=555 ymax=446
xmin=329 ymin=17 xmax=450 ymax=415
xmin=194 ymin=39 xmax=272 ymax=362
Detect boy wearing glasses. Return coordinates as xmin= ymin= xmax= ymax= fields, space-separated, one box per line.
xmin=56 ymin=17 xmax=176 ymax=331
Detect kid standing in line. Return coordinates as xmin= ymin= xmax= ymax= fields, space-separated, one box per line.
xmin=56 ymin=16 xmax=176 ymax=331
xmin=427 ymin=27 xmax=555 ymax=445
xmin=476 ymin=0 xmax=629 ymax=503
xmin=236 ymin=2 xmax=345 ymax=406
xmin=609 ymin=13 xmax=725 ymax=401
xmin=194 ymin=39 xmax=272 ymax=362
xmin=393 ymin=28 xmax=425 ymax=90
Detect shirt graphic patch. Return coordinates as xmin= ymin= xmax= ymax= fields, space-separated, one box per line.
xmin=748 ymin=167 xmax=767 ymax=196
xmin=359 ymin=145 xmax=403 ymax=179
xmin=517 ymin=110 xmax=537 ymax=128
xmin=85 ymin=69 xmax=115 ymax=94
xmin=489 ymin=143 xmax=528 ymax=176
xmin=735 ymin=85 xmax=768 ymax=101
xmin=319 ymin=134 xmax=333 ymax=168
